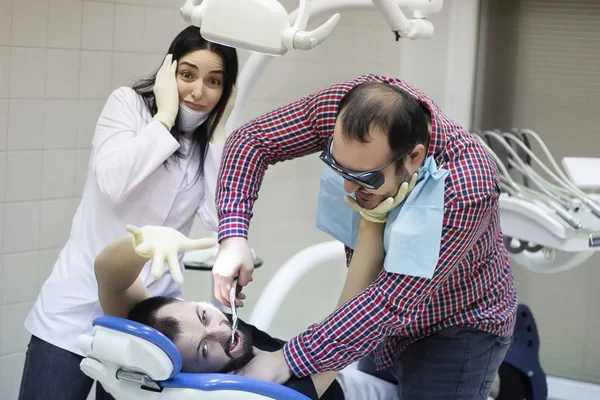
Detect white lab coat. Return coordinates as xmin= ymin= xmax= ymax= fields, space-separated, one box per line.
xmin=25 ymin=87 xmax=223 ymax=356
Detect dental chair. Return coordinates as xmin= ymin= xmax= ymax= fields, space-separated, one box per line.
xmin=79 ymin=241 xmax=400 ymax=400
xmin=78 ymin=315 xmax=312 ymax=400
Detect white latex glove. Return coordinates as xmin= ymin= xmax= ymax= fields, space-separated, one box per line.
xmin=211 ymin=85 xmax=237 ymax=144
xmin=152 ymin=54 xmax=179 ymax=131
xmin=212 ymin=237 xmax=255 ymax=307
xmin=126 ymin=224 xmax=217 ymax=284
xmin=345 ymin=173 xmax=418 ymax=223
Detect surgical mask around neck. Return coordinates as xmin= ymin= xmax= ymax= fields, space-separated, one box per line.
xmin=178 ymin=103 xmax=210 ymax=132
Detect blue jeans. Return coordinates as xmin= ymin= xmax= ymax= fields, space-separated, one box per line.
xmin=18 ymin=335 xmax=115 ymax=400
xmin=358 ymin=327 xmax=511 ymax=400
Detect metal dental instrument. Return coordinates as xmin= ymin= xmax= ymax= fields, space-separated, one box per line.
xmin=230 ymin=278 xmax=238 ymax=343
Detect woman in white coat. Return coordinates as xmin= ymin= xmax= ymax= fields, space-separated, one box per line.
xmin=19 ymin=26 xmax=238 ymax=400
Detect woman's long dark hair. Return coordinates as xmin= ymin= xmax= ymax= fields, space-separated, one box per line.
xmin=131 ymin=26 xmax=238 ymax=181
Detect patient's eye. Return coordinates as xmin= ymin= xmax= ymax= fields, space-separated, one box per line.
xmin=197 ymin=307 xmax=209 ymax=327
xmin=201 ymin=341 xmax=209 ymax=358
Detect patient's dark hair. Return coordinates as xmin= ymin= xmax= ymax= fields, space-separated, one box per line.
xmin=128 ymin=296 xmax=182 ymax=343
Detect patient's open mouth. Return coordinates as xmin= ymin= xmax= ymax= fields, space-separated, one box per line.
xmin=229 ymin=331 xmax=243 ymax=354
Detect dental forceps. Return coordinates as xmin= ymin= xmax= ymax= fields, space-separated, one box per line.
xmin=230 ymin=278 xmax=238 ymax=343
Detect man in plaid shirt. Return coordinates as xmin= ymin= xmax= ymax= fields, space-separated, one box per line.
xmin=211 ymin=74 xmax=517 ymax=398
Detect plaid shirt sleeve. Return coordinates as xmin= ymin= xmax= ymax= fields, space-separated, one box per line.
xmin=283 ymin=190 xmax=499 ymax=376
xmin=215 ymin=81 xmax=358 ymax=241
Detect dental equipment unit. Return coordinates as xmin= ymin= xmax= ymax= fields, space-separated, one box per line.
xmin=180 ymin=0 xmax=442 ymax=57
xmin=473 ymin=129 xmax=600 ymax=273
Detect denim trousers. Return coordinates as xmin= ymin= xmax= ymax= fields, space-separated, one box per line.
xmin=18 ymin=335 xmax=115 ymax=400
xmin=358 ymin=327 xmax=511 ymax=400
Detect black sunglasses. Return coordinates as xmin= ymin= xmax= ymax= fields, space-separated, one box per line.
xmin=319 ymin=136 xmax=405 ymax=190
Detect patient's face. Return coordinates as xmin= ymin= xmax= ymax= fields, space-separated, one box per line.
xmin=156 ymin=300 xmax=253 ymax=373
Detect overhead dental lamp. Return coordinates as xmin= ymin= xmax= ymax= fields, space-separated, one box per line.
xmin=180 ymin=0 xmax=441 ymax=56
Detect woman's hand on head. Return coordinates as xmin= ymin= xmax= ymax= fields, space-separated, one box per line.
xmin=152 ymin=54 xmax=180 ymax=130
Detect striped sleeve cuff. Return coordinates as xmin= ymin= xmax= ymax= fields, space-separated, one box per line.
xmin=283 ymin=333 xmax=319 ymax=377
xmin=217 ymin=213 xmax=251 ymax=242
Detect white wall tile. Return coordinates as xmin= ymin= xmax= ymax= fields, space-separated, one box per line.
xmin=0 ymin=46 xmax=9 ymax=98
xmin=5 ymin=151 xmax=42 ymax=202
xmin=38 ymin=248 xmax=60 ymax=290
xmin=82 ymin=2 xmax=115 ymax=51
xmin=242 ymin=100 xmax=282 ymax=123
xmin=144 ymin=7 xmax=175 ymax=53
xmin=9 ymin=47 xmax=46 ymax=99
xmin=48 ymin=0 xmax=82 ymax=49
xmin=250 ymin=59 xmax=359 ymax=103
xmin=0 ymin=152 xmax=6 ymax=202
xmin=166 ymin=0 xmax=185 ymax=7
xmin=0 ymin=302 xmax=34 ymax=354
xmin=2 ymin=252 xmax=39 ymax=305
xmin=43 ymin=100 xmax=78 ymax=149
xmin=77 ymin=100 xmax=105 ymax=147
xmin=75 ymin=148 xmax=91 ymax=195
xmin=141 ymin=53 xmax=163 ymax=78
xmin=118 ymin=0 xmax=176 ymax=7
xmin=114 ymin=5 xmax=145 ymax=52
xmin=0 ymin=100 xmax=7 ymax=150
xmin=0 ymin=0 xmax=12 ymax=46
xmin=171 ymin=7 xmax=189 ymax=39
xmin=111 ymin=53 xmax=146 ymax=88
xmin=11 ymin=0 xmax=48 ymax=47
xmin=0 ymin=353 xmax=26 ymax=400
xmin=7 ymin=100 xmax=44 ymax=150
xmin=0 ymin=205 xmax=4 ymax=253
xmin=0 ymin=257 xmax=3 ymax=305
xmin=79 ymin=51 xmax=113 ymax=99
xmin=3 ymin=202 xmax=40 ymax=253
xmin=40 ymin=199 xmax=77 ymax=249
xmin=41 ymin=149 xmax=76 ymax=199
xmin=45 ymin=49 xmax=80 ymax=98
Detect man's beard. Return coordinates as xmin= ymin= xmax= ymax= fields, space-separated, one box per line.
xmin=357 ymin=165 xmax=412 ymax=210
xmin=219 ymin=315 xmax=254 ymax=373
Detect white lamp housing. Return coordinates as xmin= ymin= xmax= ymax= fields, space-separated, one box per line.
xmin=181 ymin=0 xmax=341 ymax=56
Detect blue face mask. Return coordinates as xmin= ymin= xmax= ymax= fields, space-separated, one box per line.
xmin=316 ymin=166 xmax=362 ymax=248
xmin=315 ymin=156 xmax=449 ymax=279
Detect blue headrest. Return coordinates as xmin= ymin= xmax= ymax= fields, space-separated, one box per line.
xmin=92 ymin=316 xmax=183 ymax=377
xmin=92 ymin=316 xmax=311 ymax=399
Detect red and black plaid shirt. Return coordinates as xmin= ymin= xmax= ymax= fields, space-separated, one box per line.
xmin=216 ymin=74 xmax=517 ymax=376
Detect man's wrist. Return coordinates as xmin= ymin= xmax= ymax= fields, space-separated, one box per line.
xmin=359 ymin=216 xmax=387 ymax=229
xmin=360 ymin=212 xmax=388 ymax=224
xmin=217 ymin=213 xmax=251 ymax=242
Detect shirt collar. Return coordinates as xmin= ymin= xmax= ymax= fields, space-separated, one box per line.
xmin=421 ymin=99 xmax=448 ymax=164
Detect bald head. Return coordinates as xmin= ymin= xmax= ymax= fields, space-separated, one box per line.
xmin=336 ymin=81 xmax=430 ymax=160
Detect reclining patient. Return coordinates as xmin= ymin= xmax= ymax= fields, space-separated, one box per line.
xmin=94 ymin=219 xmax=392 ymax=400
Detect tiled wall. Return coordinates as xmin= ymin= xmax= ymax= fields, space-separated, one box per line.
xmin=0 ymin=0 xmax=466 ymax=398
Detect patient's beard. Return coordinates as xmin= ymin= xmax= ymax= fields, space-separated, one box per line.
xmin=219 ymin=317 xmax=254 ymax=373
